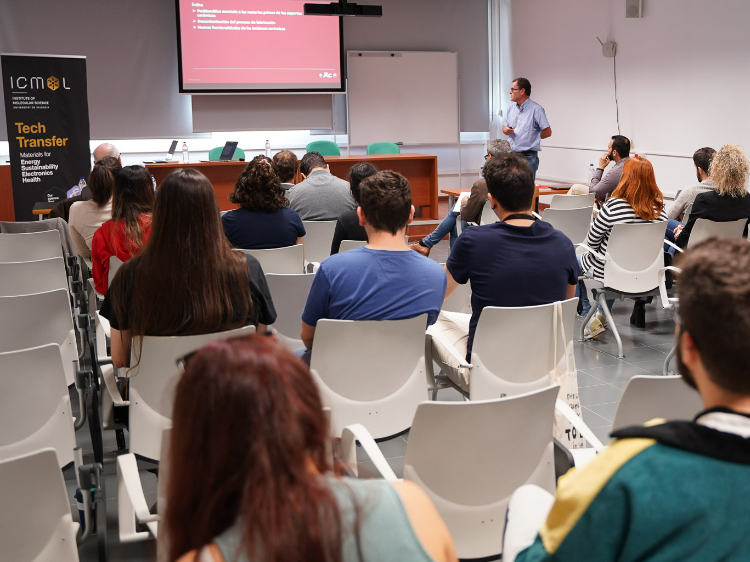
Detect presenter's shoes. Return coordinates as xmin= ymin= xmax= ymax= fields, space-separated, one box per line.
xmin=409 ymin=241 xmax=431 ymax=257
xmin=630 ymin=301 xmax=646 ymax=328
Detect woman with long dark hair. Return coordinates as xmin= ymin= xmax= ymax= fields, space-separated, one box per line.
xmin=330 ymin=161 xmax=377 ymax=254
xmin=99 ymin=168 xmax=276 ymax=368
xmin=166 ymin=334 xmax=456 ymax=562
xmin=222 ymin=155 xmax=306 ymax=249
xmin=69 ymin=156 xmax=122 ymax=258
xmin=91 ymin=165 xmax=154 ymax=293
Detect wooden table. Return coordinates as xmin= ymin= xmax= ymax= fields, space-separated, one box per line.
xmin=442 ymin=184 xmax=573 ymax=214
xmin=0 ymin=165 xmax=14 ymax=222
xmin=323 ymin=154 xmax=439 ymax=219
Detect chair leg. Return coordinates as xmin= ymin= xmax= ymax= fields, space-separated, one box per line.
xmin=578 ymin=303 xmax=598 ymax=342
xmin=598 ymin=293 xmax=624 ymax=359
xmin=663 ymin=344 xmax=676 ymax=376
xmin=431 ymin=389 xmax=438 ymax=400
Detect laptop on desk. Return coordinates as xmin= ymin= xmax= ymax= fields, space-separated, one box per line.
xmin=216 ymin=141 xmax=239 ymax=162
xmin=144 ymin=140 xmax=178 ymax=164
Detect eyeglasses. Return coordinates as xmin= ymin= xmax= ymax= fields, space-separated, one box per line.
xmin=485 ymin=153 xmax=492 ymax=159
xmin=510 ymin=87 xmax=521 ymax=92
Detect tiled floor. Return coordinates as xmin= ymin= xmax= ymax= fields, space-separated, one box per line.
xmin=75 ymin=239 xmax=677 ymax=561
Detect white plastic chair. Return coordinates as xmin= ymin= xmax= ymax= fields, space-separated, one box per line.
xmin=0 ymin=345 xmax=77 ymax=468
xmin=440 ymin=280 xmax=471 ymax=314
xmin=665 ymin=217 xmax=747 ymax=254
xmin=338 ymin=239 xmax=367 ymax=252
xmin=265 ymin=273 xmax=315 ymax=350
xmin=0 ymin=449 xmax=81 ymax=562
xmin=0 ymin=230 xmax=63 ymax=262
xmin=107 ymin=255 xmax=123 ymax=288
xmin=237 ymin=244 xmax=304 ymax=274
xmin=541 ymin=206 xmax=594 ymax=246
xmin=0 ymin=290 xmax=78 ymax=386
xmin=612 ymin=375 xmax=703 ymax=431
xmin=309 ymin=315 xmax=430 ymax=439
xmin=0 ymin=258 xmax=69 ymax=297
xmin=345 ymin=386 xmax=560 ymax=560
xmin=302 ymin=220 xmax=337 ymax=269
xmin=480 ymin=199 xmax=499 ymax=225
xmin=658 ymin=265 xmax=681 ymax=376
xmin=549 ymin=193 xmax=596 ymax=210
xmin=578 ymin=221 xmax=668 ymax=358
xmin=113 ymin=325 xmax=255 ymax=543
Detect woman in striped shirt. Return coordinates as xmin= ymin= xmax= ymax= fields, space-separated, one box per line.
xmin=577 ymin=157 xmax=668 ymax=337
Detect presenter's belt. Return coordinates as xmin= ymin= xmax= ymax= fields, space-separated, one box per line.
xmin=518 ymin=149 xmax=538 ymax=156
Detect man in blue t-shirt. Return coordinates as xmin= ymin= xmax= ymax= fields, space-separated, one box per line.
xmin=431 ymin=153 xmax=579 ymax=389
xmin=299 ymin=171 xmax=447 ymax=361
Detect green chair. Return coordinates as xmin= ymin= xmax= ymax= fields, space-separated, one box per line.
xmin=366 ymin=142 xmax=400 ymax=155
xmin=208 ymin=146 xmax=246 ymax=160
xmin=306 ymin=140 xmax=340 ymax=156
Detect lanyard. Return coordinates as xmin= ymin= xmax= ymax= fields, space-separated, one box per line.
xmin=502 ymin=213 xmax=537 ymax=222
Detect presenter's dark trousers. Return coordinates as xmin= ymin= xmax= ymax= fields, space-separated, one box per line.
xmin=517 ymin=150 xmax=539 ymax=180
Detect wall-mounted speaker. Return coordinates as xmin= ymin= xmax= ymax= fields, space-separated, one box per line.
xmin=626 ymin=0 xmax=642 ymax=18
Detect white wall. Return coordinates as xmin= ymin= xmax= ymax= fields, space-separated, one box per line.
xmin=510 ymin=0 xmax=750 ymax=195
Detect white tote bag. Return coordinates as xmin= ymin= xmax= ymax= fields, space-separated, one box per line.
xmin=548 ymin=302 xmax=587 ymax=449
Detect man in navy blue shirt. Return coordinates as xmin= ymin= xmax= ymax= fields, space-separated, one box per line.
xmin=299 ymin=171 xmax=446 ymax=361
xmin=430 ymin=153 xmax=579 ymax=391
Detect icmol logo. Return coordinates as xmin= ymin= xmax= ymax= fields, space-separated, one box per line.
xmin=8 ymin=76 xmax=70 ymax=90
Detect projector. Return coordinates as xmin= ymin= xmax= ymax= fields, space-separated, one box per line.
xmin=304 ymin=0 xmax=382 ymax=17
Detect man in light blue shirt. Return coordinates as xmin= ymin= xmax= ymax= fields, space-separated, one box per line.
xmin=503 ymin=77 xmax=551 ymax=179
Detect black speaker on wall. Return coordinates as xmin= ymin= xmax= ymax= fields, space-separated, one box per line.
xmin=626 ymin=0 xmax=642 ymax=18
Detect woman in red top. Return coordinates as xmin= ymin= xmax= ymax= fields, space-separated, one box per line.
xmin=91 ymin=165 xmax=154 ymax=294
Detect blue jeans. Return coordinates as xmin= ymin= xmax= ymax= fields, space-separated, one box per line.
xmin=421 ymin=210 xmax=469 ymax=249
xmin=576 ymin=255 xmax=614 ymax=316
xmin=519 ymin=151 xmax=539 ymax=180
xmin=664 ymin=219 xmax=683 ymax=255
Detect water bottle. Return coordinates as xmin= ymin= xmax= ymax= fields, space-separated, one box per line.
xmin=182 ymin=142 xmax=189 ymax=163
xmin=588 ymin=163 xmax=595 ymax=182
xmin=151 ymin=175 xmax=157 ymax=191
xmin=265 ymin=140 xmax=271 ymax=157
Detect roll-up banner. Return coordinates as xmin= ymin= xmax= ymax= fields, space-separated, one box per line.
xmin=1 ymin=54 xmax=91 ymax=221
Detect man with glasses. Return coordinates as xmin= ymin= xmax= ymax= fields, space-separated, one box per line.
xmin=503 ymin=77 xmax=551 ymax=180
xmin=410 ymin=139 xmax=510 ymax=257
xmin=505 ymin=237 xmax=750 ymax=562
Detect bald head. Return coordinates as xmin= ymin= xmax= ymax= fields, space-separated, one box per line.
xmin=93 ymin=143 xmax=120 ymax=162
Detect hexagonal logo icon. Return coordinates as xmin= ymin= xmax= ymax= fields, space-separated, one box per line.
xmin=47 ymin=76 xmax=59 ymax=91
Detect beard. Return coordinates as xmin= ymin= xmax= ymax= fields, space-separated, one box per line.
xmin=675 ymin=335 xmax=698 ymax=390
xmin=608 ymin=151 xmax=615 ymax=162
xmin=696 ymin=169 xmax=702 ymax=183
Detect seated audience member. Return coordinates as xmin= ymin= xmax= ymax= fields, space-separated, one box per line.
xmin=165 ymin=335 xmax=457 ymax=562
xmin=91 ymin=165 xmax=154 ymax=294
xmin=330 ymin=161 xmax=377 ymax=254
xmin=567 ymin=135 xmax=630 ymax=204
xmin=271 ymin=149 xmax=299 ymax=190
xmin=68 ymin=157 xmax=121 ymax=258
xmin=287 ymin=151 xmax=356 ymax=220
xmin=430 ymin=154 xmax=578 ymax=390
xmin=578 ymin=157 xmax=667 ymax=335
xmin=50 ymin=142 xmax=122 ymax=221
xmin=674 ymin=144 xmax=750 ymax=249
xmin=508 ymin=238 xmax=750 ymax=562
xmin=100 ymin=168 xmax=276 ymax=368
xmin=299 ymin=171 xmax=446 ymax=360
xmin=664 ymin=147 xmax=716 ymax=253
xmin=222 ymin=155 xmax=306 ymax=250
xmin=410 ymin=140 xmax=511 ymax=257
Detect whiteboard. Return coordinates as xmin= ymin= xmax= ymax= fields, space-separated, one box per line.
xmin=347 ymin=51 xmax=459 ymax=146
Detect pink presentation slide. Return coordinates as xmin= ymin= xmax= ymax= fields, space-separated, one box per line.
xmin=178 ymin=0 xmax=343 ymax=91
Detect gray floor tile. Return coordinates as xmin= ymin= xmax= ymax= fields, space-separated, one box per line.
xmin=431 ymin=386 xmax=465 ymax=402
xmin=387 ymin=456 xmax=405 ymax=479
xmin=585 ymin=402 xmax=620 ymax=423
xmin=590 ymin=425 xmax=613 ymax=445
xmin=576 ymin=371 xmax=608 ymax=388
xmin=582 ymin=361 xmax=656 ymax=386
xmin=632 ymin=359 xmax=670 ymax=377
xmin=574 ymin=345 xmax=622 ymax=370
xmin=620 ymin=346 xmax=669 ymax=365
xmin=355 ymin=435 xmax=407 ymax=462
xmin=582 ymin=407 xmax=612 ymax=428
xmin=579 ymin=384 xmax=623 ymax=408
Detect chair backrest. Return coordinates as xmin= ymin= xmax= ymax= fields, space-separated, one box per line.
xmin=688 ymin=218 xmax=747 ymax=247
xmin=602 ymin=221 xmax=668 ymax=294
xmin=237 ymin=245 xmax=304 ymax=274
xmin=682 ymin=202 xmax=693 ymax=224
xmin=309 ymin=315 xmax=429 ymax=439
xmin=108 ymin=255 xmax=123 ymax=288
xmin=366 ymin=142 xmax=400 ymax=155
xmin=0 ymin=290 xmax=78 ymax=386
xmin=208 ymin=146 xmax=245 ymax=160
xmin=0 ymin=258 xmax=68 ymax=297
xmin=265 ymin=273 xmax=316 ymax=349
xmin=339 ymin=239 xmax=367 ymax=252
xmin=127 ymin=325 xmax=256 ymax=461
xmin=612 ymin=375 xmax=703 ymax=432
xmin=0 ymin=230 xmax=63 ymax=263
xmin=470 ymin=298 xmax=578 ymax=400
xmin=541 ymin=207 xmax=594 ymax=245
xmin=0 ymin=345 xmax=76 ymax=468
xmin=480 ymin=200 xmax=499 ymax=225
xmin=550 ymin=193 xmax=596 ymax=209
xmin=302 ymin=221 xmax=337 ymax=264
xmin=306 ymin=140 xmax=340 ymax=156
xmin=441 ymin=281 xmax=471 ymax=314
xmin=0 ymin=449 xmax=80 ymax=562
xmin=404 ymin=386 xmax=559 ymax=559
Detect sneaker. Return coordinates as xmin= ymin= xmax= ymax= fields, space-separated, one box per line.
xmin=584 ymin=312 xmax=606 ymax=340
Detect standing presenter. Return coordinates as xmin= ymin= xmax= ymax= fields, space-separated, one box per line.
xmin=503 ymin=77 xmax=551 ymax=179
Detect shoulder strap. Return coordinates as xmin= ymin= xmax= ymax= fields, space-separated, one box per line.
xmin=503 ymin=213 xmax=537 ymax=222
